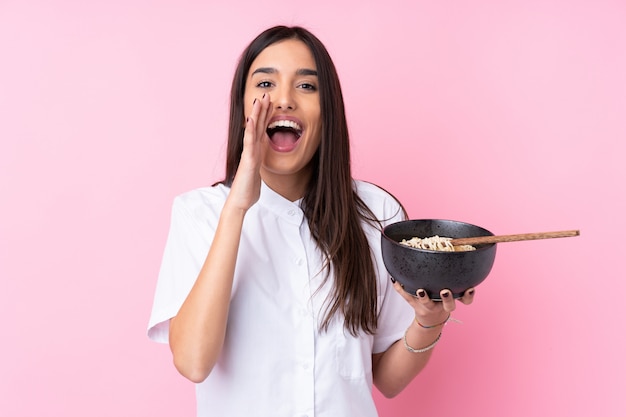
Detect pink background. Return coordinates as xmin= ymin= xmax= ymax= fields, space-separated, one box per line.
xmin=1 ymin=0 xmax=624 ymax=416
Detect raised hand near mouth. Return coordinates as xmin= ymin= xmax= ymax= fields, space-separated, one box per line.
xmin=227 ymin=93 xmax=272 ymax=213
xmin=167 ymin=92 xmax=273 ymax=383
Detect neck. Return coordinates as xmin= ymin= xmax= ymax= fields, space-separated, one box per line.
xmin=261 ymin=169 xmax=311 ymax=202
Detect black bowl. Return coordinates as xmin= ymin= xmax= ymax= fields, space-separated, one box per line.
xmin=381 ymin=219 xmax=497 ymax=300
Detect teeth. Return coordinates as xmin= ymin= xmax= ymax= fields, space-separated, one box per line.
xmin=267 ymin=120 xmax=302 ymax=132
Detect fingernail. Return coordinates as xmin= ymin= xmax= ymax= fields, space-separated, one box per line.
xmin=253 ymin=98 xmax=257 ymax=105
xmin=262 ymin=93 xmax=266 ymax=99
xmin=442 ymin=291 xmax=450 ymax=298
xmin=417 ymin=290 xmax=426 ymax=298
xmin=390 ymin=276 xmax=396 ymax=283
xmin=246 ymin=117 xmax=249 ymax=123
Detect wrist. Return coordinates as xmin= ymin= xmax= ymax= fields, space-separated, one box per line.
xmin=403 ymin=327 xmax=442 ymax=353
xmin=414 ymin=312 xmax=451 ymax=329
xmin=222 ymin=200 xmax=249 ymax=219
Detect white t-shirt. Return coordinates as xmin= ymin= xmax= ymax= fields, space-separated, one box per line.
xmin=148 ymin=180 xmax=413 ymax=417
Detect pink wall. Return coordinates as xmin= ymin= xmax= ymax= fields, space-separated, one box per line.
xmin=1 ymin=0 xmax=624 ymax=416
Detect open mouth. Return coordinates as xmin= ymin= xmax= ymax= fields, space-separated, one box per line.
xmin=266 ymin=120 xmax=303 ymax=151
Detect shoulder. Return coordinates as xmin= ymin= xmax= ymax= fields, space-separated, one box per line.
xmin=175 ymin=183 xmax=229 ymax=205
xmin=354 ymin=180 xmax=394 ymax=200
xmin=353 ymin=180 xmax=407 ymax=223
xmin=171 ymin=183 xmax=230 ymax=222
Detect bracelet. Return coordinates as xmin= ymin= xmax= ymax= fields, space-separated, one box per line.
xmin=415 ymin=313 xmax=451 ymax=329
xmin=403 ymin=329 xmax=442 ymax=353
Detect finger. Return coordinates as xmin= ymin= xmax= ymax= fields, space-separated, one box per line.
xmin=413 ymin=288 xmax=440 ymax=312
xmin=459 ymin=287 xmax=475 ymax=305
xmin=391 ymin=280 xmax=415 ymax=304
xmin=244 ymin=98 xmax=261 ymax=140
xmin=249 ymin=96 xmax=261 ymax=120
xmin=415 ymin=288 xmax=432 ymax=305
xmin=242 ymin=113 xmax=255 ymax=147
xmin=263 ymin=93 xmax=273 ymax=119
xmin=440 ymin=289 xmax=456 ymax=312
xmin=255 ymin=94 xmax=272 ymax=140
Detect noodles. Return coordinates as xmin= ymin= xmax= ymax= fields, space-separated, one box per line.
xmin=399 ymin=235 xmax=476 ymax=252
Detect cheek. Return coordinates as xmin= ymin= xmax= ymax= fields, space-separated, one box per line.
xmin=310 ymin=112 xmax=322 ymax=144
xmin=306 ymin=128 xmax=322 ymax=152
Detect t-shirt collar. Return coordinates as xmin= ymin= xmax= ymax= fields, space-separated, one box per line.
xmin=259 ymin=181 xmax=304 ymax=224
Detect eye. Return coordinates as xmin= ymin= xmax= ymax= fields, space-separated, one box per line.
xmin=256 ymin=81 xmax=273 ymax=88
xmin=298 ymin=82 xmax=317 ymax=91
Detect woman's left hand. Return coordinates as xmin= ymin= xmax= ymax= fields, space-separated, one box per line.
xmin=391 ymin=282 xmax=475 ymax=327
xmin=372 ymin=282 xmax=476 ymax=397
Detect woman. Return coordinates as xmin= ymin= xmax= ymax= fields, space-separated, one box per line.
xmin=148 ymin=25 xmax=474 ymax=416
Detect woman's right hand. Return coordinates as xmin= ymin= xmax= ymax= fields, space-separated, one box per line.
xmin=169 ymin=94 xmax=273 ymax=383
xmin=227 ymin=93 xmax=272 ymax=212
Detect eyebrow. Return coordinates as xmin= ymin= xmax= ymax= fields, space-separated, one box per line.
xmin=251 ymin=67 xmax=318 ymax=77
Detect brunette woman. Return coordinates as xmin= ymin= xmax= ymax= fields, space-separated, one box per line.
xmin=148 ymin=25 xmax=474 ymax=416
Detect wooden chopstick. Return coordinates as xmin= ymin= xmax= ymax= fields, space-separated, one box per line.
xmin=450 ymin=230 xmax=580 ymax=246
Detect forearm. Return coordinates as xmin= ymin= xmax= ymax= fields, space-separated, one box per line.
xmin=372 ymin=320 xmax=442 ymax=398
xmin=169 ymin=203 xmax=246 ymax=383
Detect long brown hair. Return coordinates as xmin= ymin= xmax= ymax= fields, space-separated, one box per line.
xmin=220 ymin=26 xmax=394 ymax=336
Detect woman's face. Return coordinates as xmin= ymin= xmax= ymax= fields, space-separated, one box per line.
xmin=243 ymin=39 xmax=322 ymax=188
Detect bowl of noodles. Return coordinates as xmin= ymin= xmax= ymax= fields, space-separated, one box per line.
xmin=381 ymin=219 xmax=497 ymax=300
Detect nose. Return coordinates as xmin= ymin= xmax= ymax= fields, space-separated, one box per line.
xmin=273 ymin=86 xmax=296 ymax=111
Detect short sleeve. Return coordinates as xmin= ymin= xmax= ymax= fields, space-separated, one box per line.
xmin=372 ymin=279 xmax=414 ymax=353
xmin=147 ymin=194 xmax=216 ymax=343
xmin=365 ymin=184 xmax=414 ymax=353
